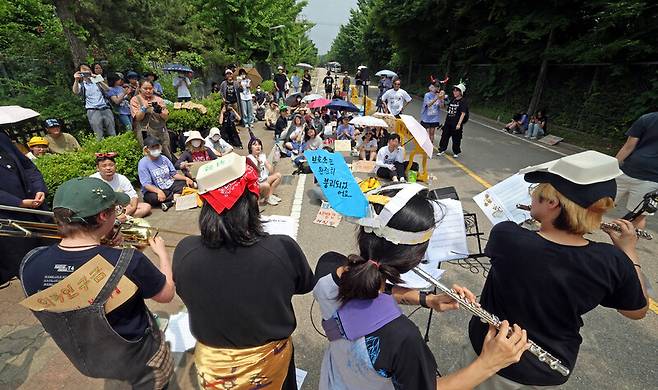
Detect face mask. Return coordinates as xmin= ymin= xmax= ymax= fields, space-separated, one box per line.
xmin=149 ymin=149 xmax=162 ymax=158
xmin=212 ymin=135 xmax=220 ymax=141
xmin=191 ymin=140 xmax=202 ymax=148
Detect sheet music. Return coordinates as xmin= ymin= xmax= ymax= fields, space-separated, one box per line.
xmin=262 ymin=215 xmax=299 ymax=240
xmin=473 ymin=174 xmax=532 ymax=225
xmin=424 ymin=199 xmax=469 ymax=262
xmin=399 ymin=265 xmax=446 ymax=289
xmin=164 ymin=312 xmax=197 ymax=352
xmin=296 ymin=368 xmax=308 ymax=389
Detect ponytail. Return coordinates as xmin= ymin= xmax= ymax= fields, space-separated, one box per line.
xmin=337 ymin=254 xmax=403 ymax=303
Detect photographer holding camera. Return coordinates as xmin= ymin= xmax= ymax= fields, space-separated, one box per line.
xmin=72 ymin=64 xmax=116 ymax=140
xmin=130 ymin=80 xmax=172 ymax=160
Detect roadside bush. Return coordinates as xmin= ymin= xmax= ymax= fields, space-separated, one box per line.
xmin=260 ymin=80 xmax=275 ymax=93
xmin=35 ymin=132 xmax=143 ymax=206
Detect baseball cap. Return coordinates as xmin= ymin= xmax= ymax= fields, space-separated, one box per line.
xmin=44 ymin=118 xmax=60 ymax=128
xmin=143 ymin=136 xmax=161 ymax=148
xmin=126 ymin=71 xmax=139 ymax=79
xmin=54 ymin=177 xmax=130 ymax=219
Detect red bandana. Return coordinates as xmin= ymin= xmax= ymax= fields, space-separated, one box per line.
xmin=200 ymin=164 xmax=260 ymax=214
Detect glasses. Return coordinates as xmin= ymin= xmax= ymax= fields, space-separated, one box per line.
xmin=528 ymin=183 xmax=539 ymax=196
xmin=95 ymin=152 xmax=118 ymax=158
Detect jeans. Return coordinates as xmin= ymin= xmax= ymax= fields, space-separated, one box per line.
xmin=275 ymin=90 xmax=286 ymax=102
xmin=86 ymin=108 xmax=116 ymax=139
xmin=527 ymin=123 xmax=544 ymax=138
xmin=240 ymin=99 xmax=254 ymax=128
xmin=118 ymin=114 xmax=133 ymax=131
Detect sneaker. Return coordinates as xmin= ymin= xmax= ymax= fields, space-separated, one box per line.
xmin=400 ymin=177 xmax=406 ymax=182
xmin=161 ymin=201 xmax=173 ymax=212
xmin=267 ymin=196 xmax=280 ymax=206
xmin=271 ymin=194 xmax=282 ymax=202
xmin=530 ymin=137 xmax=537 ymax=140
xmin=392 ymin=176 xmax=399 ymax=182
xmin=436 ymin=151 xmax=445 ymax=156
xmin=453 ymin=153 xmax=460 ymax=158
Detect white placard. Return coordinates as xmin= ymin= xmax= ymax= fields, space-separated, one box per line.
xmin=164 ymin=312 xmax=196 ymax=352
xmin=262 ymin=215 xmax=299 ymax=240
xmin=424 ymin=199 xmax=469 ymax=262
xmin=175 ymin=194 xmax=199 ymax=211
xmin=473 ymin=174 xmax=532 ymax=225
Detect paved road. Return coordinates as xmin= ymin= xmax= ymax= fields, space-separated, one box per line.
xmin=1 ymin=68 xmax=656 ymax=389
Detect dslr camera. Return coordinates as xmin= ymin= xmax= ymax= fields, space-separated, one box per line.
xmin=151 ymin=102 xmax=163 ymax=114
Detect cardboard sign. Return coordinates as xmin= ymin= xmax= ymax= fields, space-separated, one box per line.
xmin=538 ymin=135 xmax=564 ymax=146
xmin=351 ymin=160 xmax=377 ymax=173
xmin=334 ymin=139 xmax=352 ymax=152
xmin=20 ymin=255 xmax=138 ymax=314
xmin=306 ymin=149 xmax=369 ymax=218
xmin=313 ymin=201 xmax=342 ymax=227
xmin=175 ymin=193 xmax=199 ymax=211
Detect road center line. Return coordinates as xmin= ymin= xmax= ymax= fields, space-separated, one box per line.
xmin=443 ymin=155 xmax=493 ymax=189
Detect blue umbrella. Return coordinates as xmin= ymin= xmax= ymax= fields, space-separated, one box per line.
xmin=325 ymin=98 xmax=359 ymax=112
xmin=162 ymin=63 xmax=193 ymax=73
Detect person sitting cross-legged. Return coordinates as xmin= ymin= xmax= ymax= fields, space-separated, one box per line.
xmin=205 ymin=127 xmax=234 ymax=157
xmin=138 ymin=136 xmax=193 ymax=211
xmin=357 ymin=130 xmax=378 ymax=161
xmin=91 ymin=152 xmax=151 ymax=220
xmin=175 ymin=131 xmax=217 ymax=179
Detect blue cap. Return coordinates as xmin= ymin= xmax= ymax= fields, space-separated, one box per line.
xmin=44 ymin=118 xmax=60 ymax=128
xmin=126 ymin=71 xmax=139 ymax=79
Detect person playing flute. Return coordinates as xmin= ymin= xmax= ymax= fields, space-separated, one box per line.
xmin=461 ymin=151 xmax=649 ymax=389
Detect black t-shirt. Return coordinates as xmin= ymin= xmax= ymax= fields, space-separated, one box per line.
xmin=445 ymin=97 xmax=469 ymax=127
xmin=225 ymin=82 xmax=237 ymax=103
xmin=621 ymin=112 xmax=658 ymax=182
xmin=22 ymin=245 xmax=166 ymax=340
xmin=173 ymin=234 xmax=314 ymax=348
xmin=275 ymin=115 xmax=288 ymax=135
xmin=274 ymin=73 xmax=288 ymax=91
xmin=316 ymin=252 xmax=438 ymax=390
xmin=323 ymin=76 xmax=334 ymax=91
xmin=468 ymin=222 xmax=646 ymax=386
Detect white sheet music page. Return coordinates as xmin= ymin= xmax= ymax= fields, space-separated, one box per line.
xmin=398 ymin=200 xmax=464 ymax=289
xmin=473 ymin=174 xmax=532 ymax=225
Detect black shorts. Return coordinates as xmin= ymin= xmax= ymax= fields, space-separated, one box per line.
xmin=420 ymin=121 xmax=441 ymax=129
xmin=325 ymin=87 xmax=332 ymax=93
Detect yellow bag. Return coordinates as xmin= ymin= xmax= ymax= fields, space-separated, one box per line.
xmin=181 ymin=187 xmax=203 ymax=207
xmin=358 ymin=177 xmax=381 ymax=193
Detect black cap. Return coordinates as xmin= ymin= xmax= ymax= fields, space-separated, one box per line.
xmin=143 ymin=136 xmax=161 ymax=148
xmin=524 ymin=171 xmax=617 ymax=208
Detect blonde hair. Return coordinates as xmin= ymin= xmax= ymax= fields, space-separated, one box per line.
xmin=532 ymin=183 xmax=614 ymax=235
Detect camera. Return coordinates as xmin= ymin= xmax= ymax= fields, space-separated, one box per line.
xmin=151 ymin=102 xmax=162 ymax=114
xmin=80 ymin=71 xmax=92 ymax=78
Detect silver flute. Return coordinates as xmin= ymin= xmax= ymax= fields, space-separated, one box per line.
xmin=412 ymin=266 xmax=571 ymax=376
xmin=516 ymin=204 xmax=653 ymax=240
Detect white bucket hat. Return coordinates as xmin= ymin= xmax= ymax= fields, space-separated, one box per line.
xmin=185 ymin=130 xmax=204 ymax=145
xmin=197 ymin=154 xmax=247 ymax=194
xmin=453 ymin=83 xmax=466 ymax=94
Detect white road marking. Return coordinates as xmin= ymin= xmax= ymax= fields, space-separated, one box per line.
xmin=290 ymin=174 xmax=307 ymax=237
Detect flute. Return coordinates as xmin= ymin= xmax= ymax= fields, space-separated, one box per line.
xmin=412 ymin=266 xmax=570 ymax=376
xmin=515 ymin=204 xmax=653 ymax=240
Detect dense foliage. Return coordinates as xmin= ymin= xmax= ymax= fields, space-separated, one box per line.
xmin=35 ymin=132 xmax=143 ymax=204
xmin=0 ymin=0 xmax=317 ymax=137
xmin=328 ymin=0 xmax=658 ymax=139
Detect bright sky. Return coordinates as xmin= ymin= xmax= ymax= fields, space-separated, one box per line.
xmin=301 ymin=0 xmax=359 ymax=55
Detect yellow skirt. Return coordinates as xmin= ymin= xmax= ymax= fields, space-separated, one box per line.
xmin=194 ymin=337 xmax=292 ymax=389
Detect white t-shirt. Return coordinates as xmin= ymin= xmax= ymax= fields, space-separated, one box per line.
xmin=90 ymin=172 xmax=138 ymax=199
xmin=381 ymin=88 xmax=412 ymax=115
xmin=376 ymin=145 xmax=404 ymax=169
xmin=239 ymin=78 xmax=252 ymax=101
xmin=248 ymin=153 xmax=269 ymax=182
xmin=356 ymin=138 xmax=378 ymax=150
xmin=173 ymin=76 xmax=191 ymax=98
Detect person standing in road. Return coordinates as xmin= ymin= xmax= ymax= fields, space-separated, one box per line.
xmin=341 ymin=72 xmax=351 ymax=99
xmin=381 ymin=78 xmax=412 ymax=118
xmin=273 ymin=66 xmax=288 ymax=102
xmin=291 ymin=70 xmax=301 ymax=94
xmin=237 ymin=69 xmax=255 ymax=129
xmin=323 ymin=71 xmax=334 ymax=99
xmin=615 ymin=111 xmax=658 ymax=229
xmin=420 ymin=84 xmax=445 ymax=144
xmin=438 ymin=83 xmax=468 ymax=158
xmin=301 ymin=69 xmax=312 ymax=95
